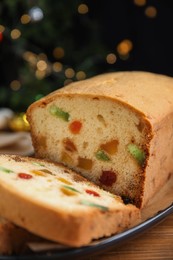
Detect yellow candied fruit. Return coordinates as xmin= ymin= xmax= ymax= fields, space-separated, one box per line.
xmin=61 ymin=152 xmax=74 ymax=164
xmin=60 ymin=186 xmax=77 ymax=196
xmin=31 ymin=170 xmax=46 ymax=176
xmin=77 ymin=157 xmax=93 ymax=170
xmin=100 ymin=140 xmax=119 ymax=155
xmin=40 ymin=169 xmax=53 ymax=174
xmin=57 ymin=177 xmax=72 ymax=185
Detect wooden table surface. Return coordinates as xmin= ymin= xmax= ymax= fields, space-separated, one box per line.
xmin=81 ymin=214 xmax=173 ymax=260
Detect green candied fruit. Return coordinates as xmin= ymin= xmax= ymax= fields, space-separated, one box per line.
xmin=62 ymin=185 xmax=81 ymax=193
xmin=95 ymin=150 xmax=110 ymax=161
xmin=0 ymin=166 xmax=13 ymax=174
xmin=49 ymin=105 xmax=70 ymax=122
xmin=127 ymin=143 xmax=146 ymax=166
xmin=31 ymin=162 xmax=45 ymax=167
xmin=80 ymin=200 xmax=108 ymax=211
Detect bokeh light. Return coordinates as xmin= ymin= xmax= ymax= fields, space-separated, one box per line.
xmin=10 ymin=29 xmax=21 ymax=40
xmin=145 ymin=6 xmax=157 ymax=18
xmin=20 ymin=14 xmax=31 ymax=24
xmin=117 ymin=39 xmax=133 ymax=56
xmin=10 ymin=80 xmax=21 ymax=91
xmin=106 ymin=53 xmax=117 ymax=64
xmin=78 ymin=4 xmax=89 ymax=14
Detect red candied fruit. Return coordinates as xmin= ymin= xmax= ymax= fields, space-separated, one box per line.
xmin=85 ymin=189 xmax=100 ymax=197
xmin=99 ymin=170 xmax=117 ymax=186
xmin=69 ymin=120 xmax=82 ymax=134
xmin=18 ymin=173 xmax=33 ymax=179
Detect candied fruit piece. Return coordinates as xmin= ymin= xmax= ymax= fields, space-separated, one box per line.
xmin=95 ymin=150 xmax=110 ymax=161
xmin=61 ymin=152 xmax=74 ymax=165
xmin=127 ymin=143 xmax=146 ymax=166
xmin=85 ymin=189 xmax=100 ymax=197
xmin=18 ymin=173 xmax=33 ymax=179
xmin=63 ymin=138 xmax=77 ymax=152
xmin=57 ymin=177 xmax=72 ymax=185
xmin=80 ymin=200 xmax=108 ymax=211
xmin=40 ymin=169 xmax=53 ymax=174
xmin=32 ymin=162 xmax=45 ymax=167
xmin=49 ymin=105 xmax=70 ymax=121
xmin=100 ymin=140 xmax=119 ymax=155
xmin=0 ymin=166 xmax=13 ymax=174
xmin=31 ymin=170 xmax=46 ymax=176
xmin=61 ymin=186 xmax=77 ymax=196
xmin=99 ymin=170 xmax=117 ymax=186
xmin=77 ymin=157 xmax=93 ymax=170
xmin=69 ymin=120 xmax=82 ymax=134
xmin=60 ymin=185 xmax=80 ymax=196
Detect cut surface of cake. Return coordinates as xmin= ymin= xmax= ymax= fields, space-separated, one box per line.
xmin=0 ymin=155 xmax=140 ymax=247
xmin=27 ymin=71 xmax=173 ymax=208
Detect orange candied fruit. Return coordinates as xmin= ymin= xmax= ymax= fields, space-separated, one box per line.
xmin=100 ymin=139 xmax=119 ymax=155
xmin=77 ymin=157 xmax=93 ymax=170
xmin=63 ymin=138 xmax=77 ymax=152
xmin=69 ymin=120 xmax=82 ymax=134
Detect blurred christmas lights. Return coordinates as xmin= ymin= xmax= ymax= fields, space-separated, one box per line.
xmin=0 ymin=25 xmax=5 ymax=32
xmin=133 ymin=0 xmax=146 ymax=6
xmin=10 ymin=80 xmax=21 ymax=91
xmin=35 ymin=70 xmax=46 ymax=79
xmin=78 ymin=4 xmax=89 ymax=14
xmin=37 ymin=60 xmax=47 ymax=71
xmin=65 ymin=68 xmax=75 ymax=78
xmin=117 ymin=39 xmax=133 ymax=58
xmin=29 ymin=7 xmax=44 ymax=22
xmin=10 ymin=29 xmax=21 ymax=40
xmin=64 ymin=79 xmax=73 ymax=86
xmin=106 ymin=53 xmax=117 ymax=64
xmin=145 ymin=6 xmax=157 ymax=18
xmin=0 ymin=32 xmax=3 ymax=42
xmin=20 ymin=14 xmax=31 ymax=24
xmin=53 ymin=47 xmax=65 ymax=59
xmin=76 ymin=71 xmax=86 ymax=80
xmin=52 ymin=62 xmax=63 ymax=72
xmin=1 ymin=1 xmax=148 ymax=109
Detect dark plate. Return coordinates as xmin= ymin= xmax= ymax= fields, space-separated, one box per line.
xmin=0 ymin=203 xmax=173 ymax=260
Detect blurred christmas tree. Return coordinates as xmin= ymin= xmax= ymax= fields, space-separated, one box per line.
xmin=0 ymin=0 xmax=110 ymax=112
xmin=1 ymin=0 xmax=170 ymax=113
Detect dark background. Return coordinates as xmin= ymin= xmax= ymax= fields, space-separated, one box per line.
xmin=1 ymin=0 xmax=173 ymax=111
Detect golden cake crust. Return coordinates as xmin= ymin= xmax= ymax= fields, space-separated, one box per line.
xmin=27 ymin=71 xmax=173 ymax=128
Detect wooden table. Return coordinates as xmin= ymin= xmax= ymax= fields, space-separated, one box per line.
xmin=81 ymin=214 xmax=173 ymax=260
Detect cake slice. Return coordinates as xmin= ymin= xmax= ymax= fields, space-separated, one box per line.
xmin=0 ymin=154 xmax=140 ymax=247
xmin=27 ymin=71 xmax=173 ymax=208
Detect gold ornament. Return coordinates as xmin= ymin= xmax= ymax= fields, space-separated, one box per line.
xmin=8 ymin=113 xmax=30 ymax=132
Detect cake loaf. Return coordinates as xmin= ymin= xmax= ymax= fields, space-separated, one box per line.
xmin=0 ymin=155 xmax=140 ymax=247
xmin=27 ymin=71 xmax=173 ymax=208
